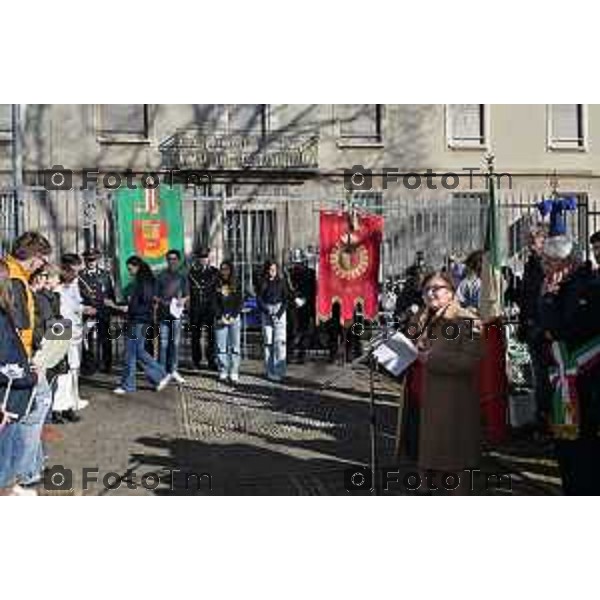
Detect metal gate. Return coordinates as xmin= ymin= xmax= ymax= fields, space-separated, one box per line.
xmin=6 ymin=183 xmax=598 ymax=360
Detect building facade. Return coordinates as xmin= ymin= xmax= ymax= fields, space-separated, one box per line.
xmin=1 ymin=104 xmax=599 ymax=286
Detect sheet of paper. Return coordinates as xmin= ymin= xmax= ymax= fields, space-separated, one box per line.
xmin=373 ymin=331 xmax=418 ymax=377
xmin=170 ymin=298 xmax=185 ymax=319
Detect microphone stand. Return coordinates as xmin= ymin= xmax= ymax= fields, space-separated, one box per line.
xmin=320 ymin=325 xmax=386 ymax=496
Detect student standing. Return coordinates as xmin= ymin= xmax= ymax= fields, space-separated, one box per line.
xmin=213 ymin=261 xmax=243 ymax=383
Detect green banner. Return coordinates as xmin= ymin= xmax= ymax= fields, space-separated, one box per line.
xmin=115 ymin=186 xmax=184 ymax=294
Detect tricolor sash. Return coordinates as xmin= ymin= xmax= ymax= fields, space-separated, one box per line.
xmin=549 ymin=335 xmax=600 ymax=438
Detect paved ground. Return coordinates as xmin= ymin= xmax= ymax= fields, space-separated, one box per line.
xmin=43 ymin=358 xmax=562 ymax=495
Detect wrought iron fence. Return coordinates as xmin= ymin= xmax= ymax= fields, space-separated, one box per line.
xmin=3 ymin=183 xmax=596 ymax=361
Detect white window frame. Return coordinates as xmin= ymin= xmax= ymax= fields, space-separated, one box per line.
xmin=336 ymin=104 xmax=384 ymax=147
xmin=547 ymin=104 xmax=587 ymax=151
xmin=446 ymin=104 xmax=488 ymax=150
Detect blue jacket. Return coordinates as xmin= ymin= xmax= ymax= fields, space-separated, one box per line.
xmin=0 ymin=308 xmax=37 ymax=419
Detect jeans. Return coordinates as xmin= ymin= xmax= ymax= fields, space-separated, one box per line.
xmin=159 ymin=319 xmax=182 ymax=374
xmin=13 ymin=378 xmax=53 ymax=485
xmin=262 ymin=307 xmax=287 ymax=380
xmin=214 ymin=317 xmax=241 ymax=378
xmin=0 ymin=424 xmax=18 ymax=488
xmin=190 ymin=310 xmax=216 ymax=367
xmin=120 ymin=323 xmax=167 ymax=392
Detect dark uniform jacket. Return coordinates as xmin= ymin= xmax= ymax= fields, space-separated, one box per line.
xmin=519 ymin=252 xmax=546 ymax=337
xmin=188 ymin=264 xmax=219 ymax=321
xmin=79 ymin=267 xmax=115 ymax=316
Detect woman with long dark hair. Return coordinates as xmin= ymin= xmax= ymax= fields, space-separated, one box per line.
xmin=257 ymin=260 xmax=288 ymax=382
xmin=112 ymin=256 xmax=170 ymax=395
xmin=212 ymin=261 xmax=243 ymax=383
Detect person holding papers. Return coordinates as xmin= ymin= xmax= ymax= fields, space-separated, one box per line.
xmin=410 ymin=272 xmax=482 ymax=494
xmin=156 ymin=250 xmax=189 ymax=385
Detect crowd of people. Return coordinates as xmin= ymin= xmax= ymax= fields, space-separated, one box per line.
xmin=2 ymin=222 xmax=600 ymax=495
xmin=389 ymin=227 xmax=600 ymax=495
xmin=0 ymin=234 xmax=309 ymax=495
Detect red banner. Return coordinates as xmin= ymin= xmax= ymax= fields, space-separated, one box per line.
xmin=317 ymin=210 xmax=383 ymax=323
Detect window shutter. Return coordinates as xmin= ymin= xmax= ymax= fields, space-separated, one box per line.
xmin=449 ymin=104 xmax=483 ymax=142
xmin=551 ymin=104 xmax=582 ymax=143
xmin=100 ymin=104 xmax=146 ymax=135
xmin=338 ymin=104 xmax=380 ymax=140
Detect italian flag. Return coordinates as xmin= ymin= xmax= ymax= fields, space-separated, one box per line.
xmin=479 ymin=161 xmax=509 ymax=444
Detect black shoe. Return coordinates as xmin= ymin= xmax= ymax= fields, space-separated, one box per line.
xmin=62 ymin=409 xmax=81 ymax=423
xmin=51 ymin=411 xmax=65 ymax=424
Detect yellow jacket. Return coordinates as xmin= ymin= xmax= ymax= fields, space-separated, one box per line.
xmin=5 ymin=254 xmax=35 ymax=357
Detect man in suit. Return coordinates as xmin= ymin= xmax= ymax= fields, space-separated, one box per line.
xmin=188 ymin=247 xmax=219 ymax=370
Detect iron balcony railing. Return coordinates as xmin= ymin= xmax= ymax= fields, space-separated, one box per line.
xmin=159 ymin=130 xmax=319 ymax=171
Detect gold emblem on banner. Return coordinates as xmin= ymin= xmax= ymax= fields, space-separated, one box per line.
xmin=330 ymin=232 xmax=369 ymax=280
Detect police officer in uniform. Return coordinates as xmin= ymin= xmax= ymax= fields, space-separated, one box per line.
xmin=188 ymin=247 xmax=219 ymax=370
xmin=79 ymin=248 xmax=116 ymax=375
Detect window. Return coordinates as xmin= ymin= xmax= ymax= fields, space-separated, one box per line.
xmin=0 ymin=104 xmax=12 ymax=141
xmin=447 ymin=104 xmax=486 ymax=148
xmin=98 ymin=104 xmax=148 ymax=139
xmin=224 ymin=208 xmax=277 ymax=293
xmin=548 ymin=104 xmax=585 ymax=149
xmin=337 ymin=104 xmax=382 ymax=144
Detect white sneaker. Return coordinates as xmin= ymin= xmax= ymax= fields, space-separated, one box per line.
xmin=230 ymin=374 xmax=239 ymax=384
xmin=77 ymin=399 xmax=90 ymax=410
xmin=218 ymin=373 xmax=228 ymax=382
xmin=156 ymin=374 xmax=172 ymax=392
xmin=113 ymin=387 xmax=127 ymax=396
xmin=171 ymin=371 xmax=186 ymax=385
xmin=10 ymin=484 xmax=37 ymax=497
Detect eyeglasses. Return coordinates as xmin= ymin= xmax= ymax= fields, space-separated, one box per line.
xmin=423 ymin=285 xmax=450 ymax=296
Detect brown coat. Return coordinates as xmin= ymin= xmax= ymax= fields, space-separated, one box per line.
xmin=415 ymin=302 xmax=483 ymax=472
